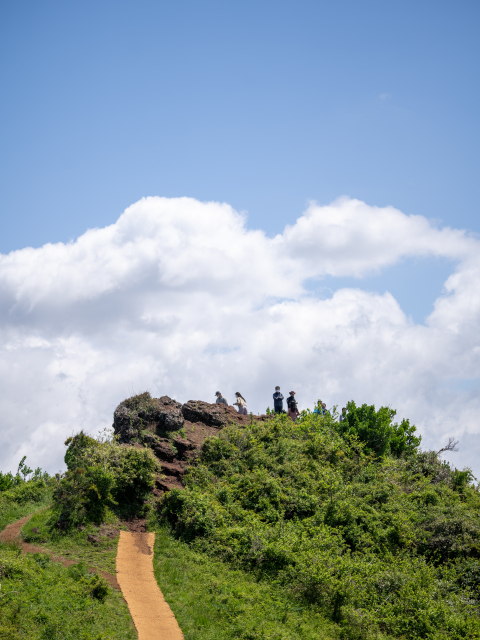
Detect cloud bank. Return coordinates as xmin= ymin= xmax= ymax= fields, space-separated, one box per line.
xmin=1 ymin=196 xmax=479 ymax=475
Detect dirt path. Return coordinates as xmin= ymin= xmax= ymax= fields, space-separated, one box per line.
xmin=116 ymin=531 xmax=184 ymax=640
xmin=0 ymin=515 xmax=120 ymax=590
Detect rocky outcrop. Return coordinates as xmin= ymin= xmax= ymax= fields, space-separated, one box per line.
xmin=113 ymin=393 xmax=184 ymax=443
xmin=181 ymin=400 xmax=236 ymax=427
xmin=156 ymin=396 xmax=185 ymax=431
xmin=113 ymin=392 xmax=270 ymax=496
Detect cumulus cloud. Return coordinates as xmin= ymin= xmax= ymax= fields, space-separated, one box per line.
xmin=1 ymin=196 xmax=479 ymax=475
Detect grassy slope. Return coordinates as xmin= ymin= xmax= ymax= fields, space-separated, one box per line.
xmin=0 ymin=488 xmax=52 ymax=532
xmin=21 ymin=509 xmax=122 ymax=573
xmin=5 ymin=405 xmax=480 ymax=639
xmin=152 ymin=525 xmax=339 ymax=640
xmin=0 ymin=482 xmax=136 ymax=640
xmin=0 ymin=540 xmax=136 ymax=640
xmin=20 ymin=508 xmax=339 ymax=640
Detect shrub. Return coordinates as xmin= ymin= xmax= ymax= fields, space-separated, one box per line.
xmin=52 ymin=431 xmax=160 ymax=527
xmin=52 ymin=466 xmax=117 ymax=527
xmin=64 ymin=431 xmax=98 ymax=470
xmin=336 ymin=400 xmax=421 ymax=458
xmin=0 ymin=457 xmax=50 ymax=493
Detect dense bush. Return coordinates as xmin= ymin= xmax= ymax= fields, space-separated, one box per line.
xmin=160 ymin=410 xmax=480 ymax=640
xmin=337 ymin=400 xmax=421 ymax=457
xmin=51 ymin=431 xmax=160 ymax=527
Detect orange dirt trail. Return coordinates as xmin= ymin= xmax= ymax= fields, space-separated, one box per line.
xmin=116 ymin=531 xmax=184 ymax=640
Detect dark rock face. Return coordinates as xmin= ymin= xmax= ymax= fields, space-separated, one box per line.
xmin=153 ymin=438 xmax=177 ymax=463
xmin=182 ymin=400 xmax=237 ymax=427
xmin=155 ymin=396 xmax=185 ymax=431
xmin=172 ymin=436 xmax=193 ymax=458
xmin=155 ymin=474 xmax=183 ymax=492
xmin=113 ymin=404 xmax=139 ymax=442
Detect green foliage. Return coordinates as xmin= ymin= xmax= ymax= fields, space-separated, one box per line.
xmin=67 ymin=562 xmax=110 ymax=602
xmin=152 ymin=525 xmax=338 ymax=640
xmin=0 ymin=540 xmax=136 ymax=639
xmin=53 ymin=432 xmax=160 ymax=527
xmin=159 ymin=410 xmax=480 ymax=639
xmin=52 ymin=466 xmax=117 ymax=527
xmin=0 ymin=466 xmax=52 ymax=533
xmin=64 ymin=432 xmax=99 ymax=470
xmin=122 ymin=390 xmax=156 ymax=413
xmin=0 ymin=457 xmax=50 ymax=493
xmin=337 ymin=400 xmax=421 ymax=457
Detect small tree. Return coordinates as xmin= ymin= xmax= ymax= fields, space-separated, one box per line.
xmin=337 ymin=400 xmax=421 ymax=458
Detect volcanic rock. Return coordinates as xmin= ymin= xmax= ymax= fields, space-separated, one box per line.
xmin=182 ymin=400 xmax=239 ymax=427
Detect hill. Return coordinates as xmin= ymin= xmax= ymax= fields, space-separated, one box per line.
xmin=1 ymin=393 xmax=479 ymax=639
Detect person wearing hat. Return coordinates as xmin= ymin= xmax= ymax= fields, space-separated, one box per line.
xmin=273 ymin=386 xmax=284 ymax=413
xmin=286 ymin=391 xmax=296 ymax=410
xmin=215 ymin=391 xmax=228 ymax=405
xmin=287 ymin=391 xmax=299 ymax=421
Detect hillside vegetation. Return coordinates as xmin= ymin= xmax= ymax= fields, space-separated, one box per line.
xmin=2 ymin=399 xmax=479 ymax=639
xmin=159 ymin=403 xmax=480 ymax=640
xmin=0 ymin=458 xmax=136 ymax=640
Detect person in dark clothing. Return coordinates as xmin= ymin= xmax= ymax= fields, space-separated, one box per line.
xmin=273 ymin=386 xmax=284 ymax=413
xmin=286 ymin=391 xmax=296 ymax=410
xmin=287 ymin=394 xmax=299 ymax=421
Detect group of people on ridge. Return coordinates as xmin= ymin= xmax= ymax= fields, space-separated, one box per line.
xmin=215 ymin=387 xmax=348 ymax=423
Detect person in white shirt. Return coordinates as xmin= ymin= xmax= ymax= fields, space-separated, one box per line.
xmin=233 ymin=392 xmax=248 ymax=415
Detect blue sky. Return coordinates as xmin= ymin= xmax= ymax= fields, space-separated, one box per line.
xmin=1 ymin=0 xmax=479 ymax=250
xmin=1 ymin=1 xmax=479 ymax=473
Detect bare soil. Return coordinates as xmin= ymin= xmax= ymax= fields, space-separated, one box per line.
xmin=117 ymin=531 xmax=184 ymax=639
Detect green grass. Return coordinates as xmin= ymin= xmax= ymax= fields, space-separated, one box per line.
xmin=152 ymin=525 xmax=339 ymax=640
xmin=0 ymin=486 xmax=52 ymax=532
xmin=0 ymin=539 xmax=136 ymax=640
xmin=21 ymin=509 xmax=124 ymax=573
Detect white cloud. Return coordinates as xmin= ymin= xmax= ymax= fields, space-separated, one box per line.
xmin=1 ymin=196 xmax=479 ymax=475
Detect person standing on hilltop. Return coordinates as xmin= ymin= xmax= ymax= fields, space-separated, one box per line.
xmin=313 ymin=400 xmax=325 ymax=416
xmin=233 ymin=392 xmax=248 ymax=415
xmin=287 ymin=393 xmax=299 ymax=421
xmin=273 ymin=386 xmax=284 ymax=413
xmin=286 ymin=391 xmax=296 ymax=411
xmin=339 ymin=407 xmax=347 ymax=422
xmin=215 ymin=391 xmax=228 ymax=405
